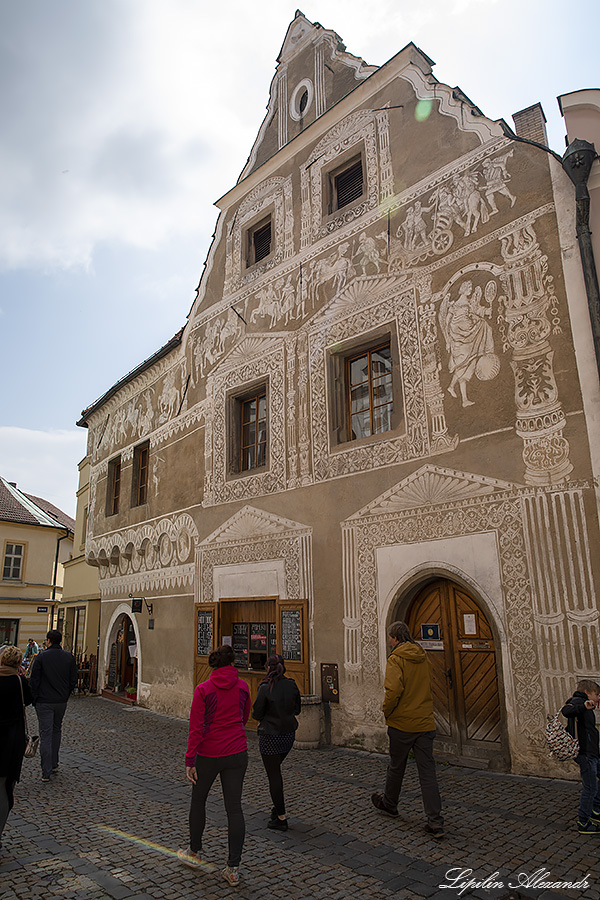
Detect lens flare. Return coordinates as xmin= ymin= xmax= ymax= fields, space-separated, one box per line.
xmin=415 ymin=99 xmax=433 ymax=122
xmin=96 ymin=825 xmax=216 ymax=872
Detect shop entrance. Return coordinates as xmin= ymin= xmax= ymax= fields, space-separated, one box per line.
xmin=405 ymin=579 xmax=509 ymax=770
xmin=194 ymin=597 xmax=309 ymax=729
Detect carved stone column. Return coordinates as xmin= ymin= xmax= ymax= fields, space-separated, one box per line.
xmin=500 ymin=224 xmax=572 ymax=485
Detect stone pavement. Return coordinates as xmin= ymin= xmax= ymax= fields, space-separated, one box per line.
xmin=0 ymin=697 xmax=597 ymax=900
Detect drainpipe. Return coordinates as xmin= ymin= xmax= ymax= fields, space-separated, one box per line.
xmin=52 ymin=528 xmax=71 ymax=629
xmin=561 ymin=139 xmax=600 ymax=375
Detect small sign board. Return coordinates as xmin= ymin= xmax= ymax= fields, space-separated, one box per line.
xmin=36 ymin=606 xmax=48 ymax=613
xmin=421 ymin=624 xmax=440 ymax=641
xmin=196 ymin=609 xmax=213 ymax=656
xmin=463 ymin=613 xmax=477 ymax=635
xmin=418 ymin=640 xmax=444 ymax=650
xmin=321 ymin=663 xmax=339 ymax=702
xmin=281 ymin=609 xmax=302 ymax=661
xmin=131 ymin=598 xmax=143 ymax=614
xmin=233 ymin=622 xmax=249 ymax=668
xmin=108 ymin=642 xmax=117 ymax=689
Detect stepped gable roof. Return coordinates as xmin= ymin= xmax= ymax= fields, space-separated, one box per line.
xmin=0 ymin=477 xmax=74 ymax=532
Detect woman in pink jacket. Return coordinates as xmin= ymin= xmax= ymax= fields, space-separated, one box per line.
xmin=178 ymin=645 xmax=250 ymax=886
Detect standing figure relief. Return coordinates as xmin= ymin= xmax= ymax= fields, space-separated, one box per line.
xmin=439 ymin=279 xmax=499 ymax=408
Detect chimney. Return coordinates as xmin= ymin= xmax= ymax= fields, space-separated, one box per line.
xmin=512 ymin=102 xmax=548 ymax=146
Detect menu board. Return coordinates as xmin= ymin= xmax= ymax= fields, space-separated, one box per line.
xmin=268 ymin=622 xmax=277 ymax=657
xmin=108 ymin=643 xmax=117 ymax=689
xmin=196 ymin=609 xmax=214 ymax=656
xmin=233 ymin=622 xmax=249 ymax=668
xmin=281 ymin=609 xmax=302 ymax=661
xmin=250 ymin=622 xmax=268 ymax=651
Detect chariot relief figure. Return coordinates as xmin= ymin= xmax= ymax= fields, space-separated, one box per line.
xmin=452 ymin=172 xmax=489 ymax=236
xmin=353 ymin=231 xmax=387 ymax=275
xmin=398 ymin=201 xmax=430 ymax=251
xmin=439 ymin=280 xmax=498 ymax=407
xmin=481 ymin=151 xmax=516 ymax=214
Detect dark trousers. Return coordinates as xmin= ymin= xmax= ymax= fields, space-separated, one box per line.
xmin=190 ymin=751 xmax=247 ymax=867
xmin=384 ymin=727 xmax=443 ymax=828
xmin=36 ymin=702 xmax=67 ymax=778
xmin=261 ymin=750 xmax=291 ymax=816
xmin=578 ymin=755 xmax=600 ymax=822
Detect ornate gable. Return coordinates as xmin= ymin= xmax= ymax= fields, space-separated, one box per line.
xmin=201 ymin=505 xmax=310 ymax=545
xmin=347 ymin=465 xmax=517 ymax=520
xmin=240 ymin=12 xmax=377 ymax=179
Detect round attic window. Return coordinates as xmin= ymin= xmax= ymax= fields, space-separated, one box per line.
xmin=290 ymin=79 xmax=314 ymax=122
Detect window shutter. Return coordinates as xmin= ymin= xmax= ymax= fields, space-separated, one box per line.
xmin=335 ymin=159 xmax=363 ymax=209
xmin=253 ymin=221 xmax=272 ymax=263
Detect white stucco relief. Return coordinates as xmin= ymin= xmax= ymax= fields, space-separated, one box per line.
xmin=341 ymin=463 xmax=598 ymax=764
xmin=197 ymin=505 xmax=314 ymax=686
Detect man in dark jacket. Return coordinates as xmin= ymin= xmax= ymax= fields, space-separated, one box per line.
xmin=562 ymin=679 xmax=600 ymax=834
xmin=29 ymin=630 xmax=78 ymax=782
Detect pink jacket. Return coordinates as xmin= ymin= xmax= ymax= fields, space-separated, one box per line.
xmin=185 ymin=666 xmax=250 ymax=763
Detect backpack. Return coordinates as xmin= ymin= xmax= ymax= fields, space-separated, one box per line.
xmin=545 ymin=711 xmax=579 ymax=761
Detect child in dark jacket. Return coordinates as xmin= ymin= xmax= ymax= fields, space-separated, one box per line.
xmin=562 ymin=679 xmax=600 ymax=834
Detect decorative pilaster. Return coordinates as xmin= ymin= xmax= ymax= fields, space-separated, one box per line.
xmin=375 ymin=109 xmax=394 ymax=202
xmin=418 ymin=275 xmax=458 ymax=454
xmin=314 ymin=42 xmax=326 ymax=118
xmin=277 ymin=67 xmax=288 ymax=149
xmin=500 ymin=224 xmax=572 ymax=485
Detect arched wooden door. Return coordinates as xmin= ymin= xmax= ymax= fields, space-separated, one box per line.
xmin=406 ymin=580 xmax=508 ymax=770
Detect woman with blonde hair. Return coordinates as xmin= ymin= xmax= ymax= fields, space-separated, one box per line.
xmin=0 ymin=645 xmax=32 ymax=848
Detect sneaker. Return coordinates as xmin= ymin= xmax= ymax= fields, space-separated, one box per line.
xmin=51 ymin=766 xmax=59 ymax=774
xmin=578 ymin=819 xmax=600 ymax=834
xmin=424 ymin=823 xmax=445 ymax=839
xmin=222 ymin=865 xmax=240 ymax=886
xmin=371 ymin=792 xmax=399 ymax=817
xmin=269 ymin=806 xmax=278 ymax=823
xmin=267 ymin=817 xmax=288 ymax=831
xmin=590 ymin=810 xmax=600 ymax=823
xmin=41 ymin=775 xmax=51 ymax=783
xmin=177 ymin=847 xmax=204 ymax=868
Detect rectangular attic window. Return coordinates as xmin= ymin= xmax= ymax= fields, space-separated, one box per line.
xmin=247 ymin=217 xmax=272 ymax=266
xmin=333 ymin=158 xmax=364 ymax=211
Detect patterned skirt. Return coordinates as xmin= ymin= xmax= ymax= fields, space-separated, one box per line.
xmin=259 ymin=732 xmax=296 ymax=756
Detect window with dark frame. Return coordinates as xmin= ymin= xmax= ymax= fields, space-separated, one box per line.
xmin=3 ymin=543 xmax=23 ymax=580
xmin=331 ymin=156 xmax=364 ymax=212
xmin=247 ymin=217 xmax=272 ymax=267
xmin=240 ymin=392 xmax=267 ymax=471
xmin=132 ymin=442 xmax=150 ymax=506
xmin=346 ymin=343 xmax=393 ymax=440
xmin=107 ymin=456 xmax=121 ymax=516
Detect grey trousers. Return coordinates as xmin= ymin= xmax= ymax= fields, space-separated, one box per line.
xmin=36 ymin=702 xmax=67 ymax=778
xmin=383 ymin=726 xmax=443 ymax=827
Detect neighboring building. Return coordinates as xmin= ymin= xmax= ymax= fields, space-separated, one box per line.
xmin=78 ymin=14 xmax=600 ymax=774
xmin=60 ymin=454 xmax=100 ymax=686
xmin=0 ymin=476 xmax=74 ymax=650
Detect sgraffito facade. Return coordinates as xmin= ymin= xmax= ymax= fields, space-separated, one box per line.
xmin=79 ymin=14 xmax=600 ymax=773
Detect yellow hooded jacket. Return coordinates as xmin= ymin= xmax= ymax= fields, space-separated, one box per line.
xmin=382 ymin=641 xmax=435 ymax=732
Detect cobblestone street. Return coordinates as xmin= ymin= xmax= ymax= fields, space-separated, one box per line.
xmin=0 ymin=697 xmax=597 ymax=900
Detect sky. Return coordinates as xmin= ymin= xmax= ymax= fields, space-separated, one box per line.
xmin=0 ymin=0 xmax=598 ymax=517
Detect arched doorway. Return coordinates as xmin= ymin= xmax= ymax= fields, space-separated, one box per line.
xmin=105 ymin=613 xmax=138 ymax=700
xmin=405 ymin=579 xmax=509 ymax=770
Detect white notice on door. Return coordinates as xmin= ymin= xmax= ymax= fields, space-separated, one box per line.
xmin=463 ymin=613 xmax=477 ymax=635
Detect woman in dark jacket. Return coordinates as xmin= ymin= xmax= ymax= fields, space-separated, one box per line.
xmin=252 ymin=654 xmax=301 ymax=831
xmin=0 ymin=645 xmax=32 ymax=848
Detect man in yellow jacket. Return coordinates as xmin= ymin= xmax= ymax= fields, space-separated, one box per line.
xmin=371 ymin=621 xmax=444 ymax=837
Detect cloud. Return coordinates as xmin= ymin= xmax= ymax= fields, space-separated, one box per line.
xmin=0 ymin=427 xmax=88 ymax=518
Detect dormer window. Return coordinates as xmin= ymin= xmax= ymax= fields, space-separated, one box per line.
xmin=247 ymin=216 xmax=272 ymax=267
